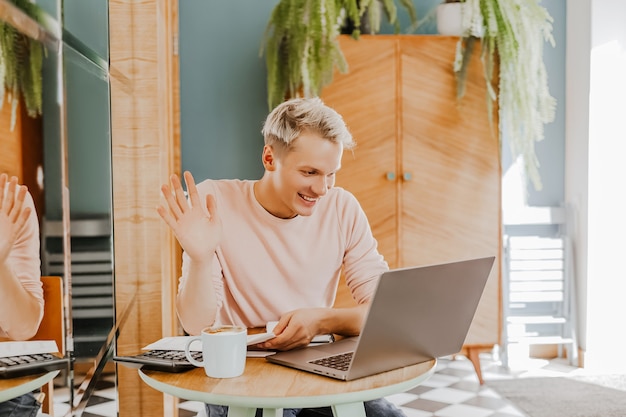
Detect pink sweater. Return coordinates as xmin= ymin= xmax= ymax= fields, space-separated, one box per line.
xmin=178 ymin=179 xmax=388 ymax=328
xmin=0 ymin=190 xmax=43 ymax=338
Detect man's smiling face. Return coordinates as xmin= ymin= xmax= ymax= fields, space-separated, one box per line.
xmin=263 ymin=131 xmax=343 ymax=219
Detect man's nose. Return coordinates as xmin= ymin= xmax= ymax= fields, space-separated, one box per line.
xmin=313 ymin=176 xmax=329 ymax=196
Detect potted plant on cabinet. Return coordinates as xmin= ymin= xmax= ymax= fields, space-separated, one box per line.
xmin=451 ymin=0 xmax=556 ymax=190
xmin=261 ymin=0 xmax=417 ymax=110
xmin=436 ymin=0 xmax=466 ymax=36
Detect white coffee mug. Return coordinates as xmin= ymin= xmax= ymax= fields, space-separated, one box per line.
xmin=184 ymin=325 xmax=247 ymax=378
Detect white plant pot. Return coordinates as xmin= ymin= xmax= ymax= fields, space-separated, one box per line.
xmin=436 ymin=3 xmax=464 ymax=36
xmin=437 ymin=3 xmax=484 ymax=37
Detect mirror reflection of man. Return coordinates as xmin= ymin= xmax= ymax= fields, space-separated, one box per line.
xmin=0 ymin=173 xmax=45 ymax=415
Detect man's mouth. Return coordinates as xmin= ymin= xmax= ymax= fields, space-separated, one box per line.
xmin=299 ymin=193 xmax=317 ymax=203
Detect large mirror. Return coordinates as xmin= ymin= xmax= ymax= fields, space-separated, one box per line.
xmin=0 ymin=0 xmax=115 ymax=415
xmin=0 ymin=0 xmax=71 ymax=411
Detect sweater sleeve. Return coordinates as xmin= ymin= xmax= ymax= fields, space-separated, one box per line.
xmin=13 ymin=192 xmax=43 ymax=301
xmin=337 ymin=190 xmax=388 ymax=304
xmin=0 ymin=191 xmax=44 ymax=338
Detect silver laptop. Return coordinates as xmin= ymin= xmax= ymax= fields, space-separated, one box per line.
xmin=266 ymin=256 xmax=495 ymax=380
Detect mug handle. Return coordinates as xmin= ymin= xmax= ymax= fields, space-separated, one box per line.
xmin=184 ymin=336 xmax=204 ymax=367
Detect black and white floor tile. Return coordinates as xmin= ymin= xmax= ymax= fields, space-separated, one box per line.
xmin=41 ymin=353 xmax=583 ymax=417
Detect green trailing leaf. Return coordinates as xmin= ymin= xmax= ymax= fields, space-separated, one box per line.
xmin=454 ymin=0 xmax=556 ymax=190
xmin=0 ymin=0 xmax=45 ymax=129
xmin=261 ymin=0 xmax=417 ymax=110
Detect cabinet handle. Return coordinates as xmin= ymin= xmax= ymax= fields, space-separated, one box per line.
xmin=403 ymin=172 xmax=413 ymax=181
xmin=385 ymin=172 xmax=396 ymax=181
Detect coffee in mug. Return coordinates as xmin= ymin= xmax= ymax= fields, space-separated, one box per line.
xmin=184 ymin=325 xmax=247 ymax=378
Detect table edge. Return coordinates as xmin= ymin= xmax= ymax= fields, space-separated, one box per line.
xmin=139 ymin=359 xmax=437 ymax=409
xmin=0 ymin=370 xmax=60 ymax=403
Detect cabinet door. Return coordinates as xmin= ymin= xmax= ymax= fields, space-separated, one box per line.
xmin=0 ymin=103 xmax=25 ymax=178
xmin=400 ymin=36 xmax=500 ymax=346
xmin=0 ymin=102 xmax=44 ymax=217
xmin=323 ymin=36 xmax=400 ymax=268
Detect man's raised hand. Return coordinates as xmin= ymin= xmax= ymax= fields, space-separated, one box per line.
xmin=0 ymin=174 xmax=31 ymax=264
xmin=157 ymin=171 xmax=222 ymax=261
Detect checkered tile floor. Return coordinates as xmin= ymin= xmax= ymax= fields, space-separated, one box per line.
xmin=41 ymin=353 xmax=583 ymax=417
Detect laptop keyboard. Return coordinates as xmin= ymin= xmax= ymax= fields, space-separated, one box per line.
xmin=113 ymin=350 xmax=204 ymax=373
xmin=134 ymin=349 xmax=203 ymax=365
xmin=309 ymin=352 xmax=353 ymax=371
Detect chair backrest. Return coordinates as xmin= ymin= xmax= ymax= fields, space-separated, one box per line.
xmin=30 ymin=276 xmax=65 ymax=355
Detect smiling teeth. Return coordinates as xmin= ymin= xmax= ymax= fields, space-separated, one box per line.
xmin=301 ymin=194 xmax=316 ymax=202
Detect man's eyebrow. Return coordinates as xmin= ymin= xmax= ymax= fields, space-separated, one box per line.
xmin=299 ymin=164 xmax=341 ymax=174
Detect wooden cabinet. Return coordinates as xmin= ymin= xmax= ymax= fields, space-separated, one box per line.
xmin=0 ymin=104 xmax=23 ymax=178
xmin=0 ymin=101 xmax=44 ymax=217
xmin=323 ymin=35 xmax=501 ymax=380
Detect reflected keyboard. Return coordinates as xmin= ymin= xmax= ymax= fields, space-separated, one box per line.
xmin=0 ymin=353 xmax=68 ymax=378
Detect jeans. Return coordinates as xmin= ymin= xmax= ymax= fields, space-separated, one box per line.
xmin=0 ymin=393 xmax=41 ymax=417
xmin=205 ymin=398 xmax=405 ymax=417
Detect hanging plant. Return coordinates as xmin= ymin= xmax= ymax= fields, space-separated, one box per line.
xmin=261 ymin=0 xmax=417 ymax=110
xmin=0 ymin=0 xmax=45 ymax=130
xmin=453 ymin=0 xmax=556 ymax=190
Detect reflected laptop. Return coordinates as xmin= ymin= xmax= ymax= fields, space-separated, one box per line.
xmin=267 ymin=256 xmax=495 ymax=381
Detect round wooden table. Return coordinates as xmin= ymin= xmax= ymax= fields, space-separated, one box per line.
xmin=140 ymin=357 xmax=436 ymax=417
xmin=0 ymin=370 xmax=60 ymax=403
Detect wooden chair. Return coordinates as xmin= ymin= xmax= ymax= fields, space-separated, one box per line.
xmin=30 ymin=276 xmax=66 ymax=416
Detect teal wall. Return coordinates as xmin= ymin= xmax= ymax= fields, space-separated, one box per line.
xmin=63 ymin=0 xmax=111 ymax=218
xmin=40 ymin=0 xmax=112 ymax=219
xmin=63 ymin=0 xmax=109 ymax=61
xmin=532 ymin=0 xmax=566 ymax=206
xmin=179 ymin=0 xmax=279 ymax=180
xmin=64 ymin=46 xmax=111 ymax=217
xmin=35 ymin=0 xmax=57 ymax=18
xmin=179 ymin=0 xmax=442 ymax=181
xmin=179 ymin=0 xmax=567 ymax=208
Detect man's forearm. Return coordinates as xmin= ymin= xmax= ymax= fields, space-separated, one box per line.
xmin=321 ymin=303 xmax=370 ymax=337
xmin=176 ymin=258 xmax=219 ymax=335
xmin=0 ymin=262 xmax=43 ymax=340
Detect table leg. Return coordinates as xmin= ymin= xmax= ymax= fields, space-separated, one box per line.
xmin=262 ymin=408 xmax=283 ymax=417
xmin=227 ymin=406 xmax=258 ymax=417
xmin=331 ymin=402 xmax=366 ymax=417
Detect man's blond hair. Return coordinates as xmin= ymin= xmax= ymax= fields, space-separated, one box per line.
xmin=261 ymin=97 xmax=355 ymax=157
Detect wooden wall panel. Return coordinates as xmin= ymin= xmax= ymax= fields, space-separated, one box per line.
xmin=109 ymin=0 xmax=180 ymax=415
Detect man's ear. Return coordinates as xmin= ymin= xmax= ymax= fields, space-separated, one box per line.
xmin=261 ymin=145 xmax=277 ymax=171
